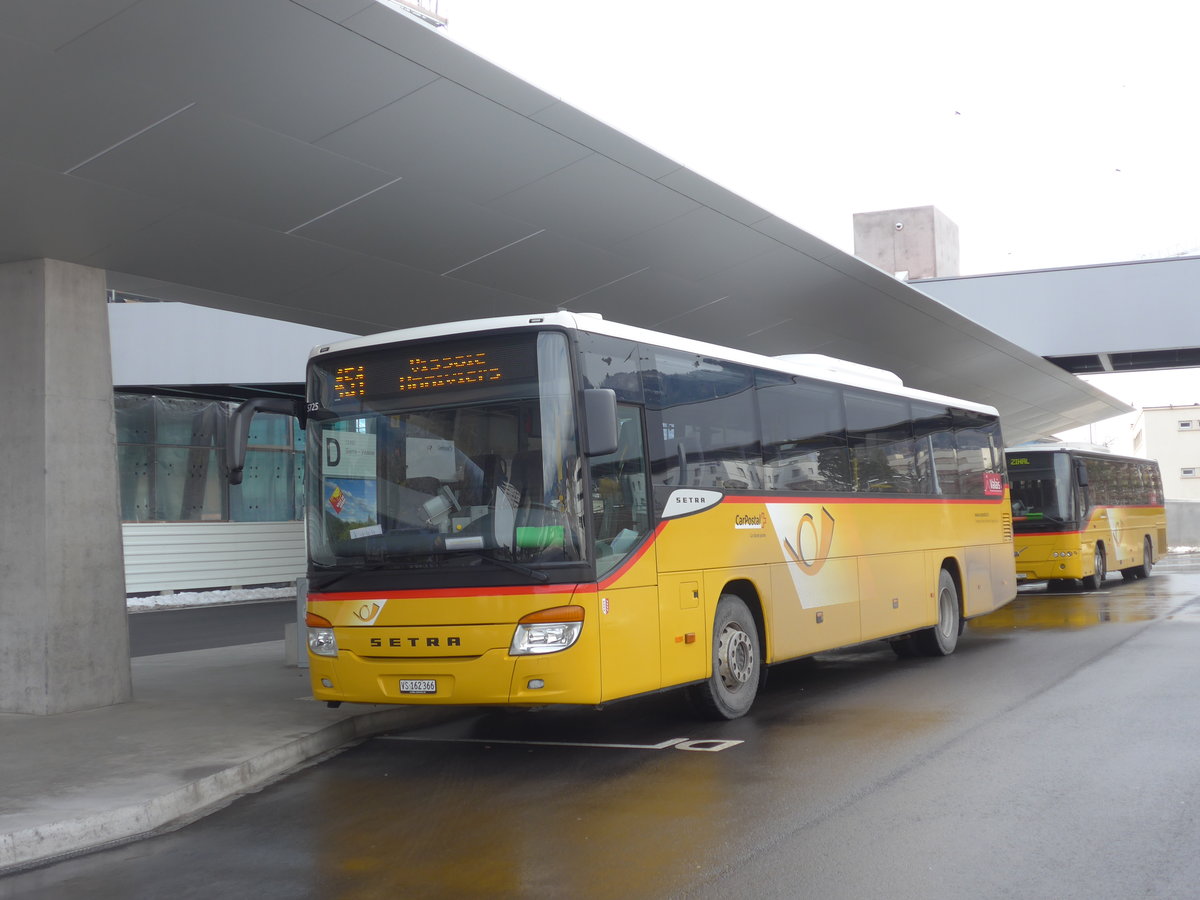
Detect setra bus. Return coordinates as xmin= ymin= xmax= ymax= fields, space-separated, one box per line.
xmin=228 ymin=313 xmax=1016 ymax=719
xmin=1005 ymin=444 xmax=1166 ymax=589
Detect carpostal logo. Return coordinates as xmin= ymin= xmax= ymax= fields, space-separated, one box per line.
xmin=783 ymin=507 xmax=836 ymax=576
xmin=734 ymin=513 xmax=764 ymax=530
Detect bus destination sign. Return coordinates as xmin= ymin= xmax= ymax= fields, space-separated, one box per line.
xmin=398 ymin=353 xmax=502 ymax=393
xmin=332 ymin=354 xmax=502 ymax=401
xmin=319 ymin=334 xmax=539 ymax=408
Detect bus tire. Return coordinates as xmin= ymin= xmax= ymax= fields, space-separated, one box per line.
xmin=912 ymin=569 xmax=961 ymax=657
xmin=1124 ymin=536 xmax=1154 ymax=580
xmin=1082 ymin=544 xmax=1106 ymax=590
xmin=688 ymin=594 xmax=761 ymax=720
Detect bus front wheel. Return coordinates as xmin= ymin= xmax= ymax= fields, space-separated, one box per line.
xmin=688 ymin=594 xmax=761 ymax=720
xmin=1082 ymin=544 xmax=1106 ymax=590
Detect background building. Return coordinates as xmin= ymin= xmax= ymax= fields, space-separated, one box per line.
xmin=1133 ymin=405 xmax=1200 ymax=500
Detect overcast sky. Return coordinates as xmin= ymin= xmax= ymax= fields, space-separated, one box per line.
xmin=445 ymin=0 xmax=1199 ymax=276
xmin=442 ymin=1 xmax=1199 ymax=426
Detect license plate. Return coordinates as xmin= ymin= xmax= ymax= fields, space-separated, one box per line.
xmin=400 ymin=679 xmax=437 ymax=695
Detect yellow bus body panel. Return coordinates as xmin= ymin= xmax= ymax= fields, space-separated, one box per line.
xmin=1012 ymin=504 xmax=1166 ymax=582
xmin=309 ymin=493 xmax=1015 ymax=707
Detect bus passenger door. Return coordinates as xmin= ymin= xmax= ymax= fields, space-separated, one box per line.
xmin=592 ymin=407 xmax=662 ymax=701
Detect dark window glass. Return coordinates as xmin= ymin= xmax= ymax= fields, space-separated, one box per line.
xmin=911 ymin=401 xmax=956 ymax=495
xmin=589 ymin=405 xmax=652 ymax=577
xmin=1085 ymin=458 xmax=1109 ymax=506
xmin=954 ymin=410 xmax=1002 ymax=497
xmin=845 ymin=390 xmax=916 ymax=493
xmin=576 ymin=332 xmax=645 ymax=403
xmin=1141 ymin=463 xmax=1162 ymax=504
xmin=1116 ymin=460 xmax=1136 ymax=504
xmin=757 ymin=373 xmax=851 ymax=492
xmin=646 ymin=349 xmax=762 ymax=490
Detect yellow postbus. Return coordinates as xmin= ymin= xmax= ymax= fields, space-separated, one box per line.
xmin=230 ymin=313 xmax=1015 ymax=719
xmin=1006 ymin=444 xmax=1166 ymax=590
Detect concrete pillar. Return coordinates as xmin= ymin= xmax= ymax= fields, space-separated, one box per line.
xmin=853 ymin=205 xmax=960 ymax=280
xmin=0 ymin=259 xmax=131 ymax=714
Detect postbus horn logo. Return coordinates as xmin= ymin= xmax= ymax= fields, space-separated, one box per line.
xmin=784 ymin=507 xmax=836 ymax=575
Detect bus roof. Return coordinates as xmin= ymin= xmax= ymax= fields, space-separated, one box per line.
xmin=1005 ymin=442 xmax=1158 ymax=464
xmin=310 ymin=312 xmax=1000 ymax=416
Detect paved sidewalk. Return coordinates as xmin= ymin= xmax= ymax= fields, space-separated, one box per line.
xmin=0 ymin=642 xmax=454 ymax=874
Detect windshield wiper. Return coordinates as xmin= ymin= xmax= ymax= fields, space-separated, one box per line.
xmin=453 ymin=550 xmax=549 ymax=583
xmin=310 ymin=560 xmax=393 ymax=592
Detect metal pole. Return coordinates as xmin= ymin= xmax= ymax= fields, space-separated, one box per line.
xmin=295 ymin=576 xmax=309 ymax=669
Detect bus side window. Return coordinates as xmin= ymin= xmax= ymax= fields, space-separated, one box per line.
xmin=845 ymin=390 xmax=916 ymax=493
xmin=953 ymin=410 xmax=1002 ymax=497
xmin=646 ymin=349 xmax=761 ymax=492
xmin=590 ymin=408 xmax=650 ymax=562
xmin=911 ymin=401 xmax=955 ymax=495
xmin=757 ymin=373 xmax=851 ymax=493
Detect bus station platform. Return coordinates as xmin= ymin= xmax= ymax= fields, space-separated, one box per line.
xmin=0 ymin=642 xmax=456 ymax=875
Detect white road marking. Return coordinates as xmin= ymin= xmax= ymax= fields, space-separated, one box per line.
xmin=379 ymin=735 xmax=743 ymax=752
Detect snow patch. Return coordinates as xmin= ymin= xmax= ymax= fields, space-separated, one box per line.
xmin=127 ymin=586 xmax=296 ymax=612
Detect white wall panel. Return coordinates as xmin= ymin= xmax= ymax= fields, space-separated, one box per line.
xmin=122 ymin=521 xmax=305 ymax=593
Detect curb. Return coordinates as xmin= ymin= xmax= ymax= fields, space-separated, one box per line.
xmin=0 ymin=706 xmax=451 ymax=875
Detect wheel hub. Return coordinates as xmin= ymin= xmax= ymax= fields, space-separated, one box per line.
xmin=938 ymin=587 xmax=955 ymax=638
xmin=717 ymin=625 xmax=754 ymax=690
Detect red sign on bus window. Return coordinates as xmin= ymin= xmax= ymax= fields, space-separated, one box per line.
xmin=983 ymin=473 xmax=1004 ymax=496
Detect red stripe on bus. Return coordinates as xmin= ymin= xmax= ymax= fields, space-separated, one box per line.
xmin=723 ymin=493 xmax=1007 ymax=505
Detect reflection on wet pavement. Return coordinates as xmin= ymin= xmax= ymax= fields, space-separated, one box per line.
xmin=971 ymin=554 xmax=1197 ymax=631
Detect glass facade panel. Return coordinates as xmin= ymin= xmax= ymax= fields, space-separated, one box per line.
xmin=247 ymin=412 xmax=294 ymax=447
xmin=113 ymin=394 xmax=303 ymax=524
xmin=154 ymin=447 xmax=225 ymax=521
xmin=114 ymin=395 xmax=155 ymax=444
xmin=156 ymin=398 xmax=222 ymax=446
xmin=230 ymin=449 xmax=296 ymax=521
xmin=117 ymin=444 xmax=153 ymax=521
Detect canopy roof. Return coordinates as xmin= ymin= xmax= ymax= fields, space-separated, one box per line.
xmin=0 ymin=0 xmax=1129 ymax=440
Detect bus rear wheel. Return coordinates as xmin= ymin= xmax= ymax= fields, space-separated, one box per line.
xmin=688 ymin=594 xmax=761 ymax=720
xmin=1082 ymin=544 xmax=1106 ymax=590
xmin=912 ymin=569 xmax=961 ymax=657
xmin=1124 ymin=537 xmax=1154 ymax=580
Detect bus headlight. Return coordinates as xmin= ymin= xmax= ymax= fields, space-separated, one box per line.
xmin=510 ymin=605 xmax=584 ymax=655
xmin=306 ymin=611 xmax=338 ymax=658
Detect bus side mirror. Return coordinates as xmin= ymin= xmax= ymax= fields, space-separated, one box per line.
xmin=1075 ymin=463 xmax=1089 ymax=487
xmin=226 ymin=397 xmax=306 ymax=486
xmin=582 ymin=389 xmax=618 ymax=457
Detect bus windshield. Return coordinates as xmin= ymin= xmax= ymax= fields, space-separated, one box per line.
xmin=1008 ymin=451 xmax=1075 ymax=527
xmin=305 ymin=331 xmax=586 ymax=577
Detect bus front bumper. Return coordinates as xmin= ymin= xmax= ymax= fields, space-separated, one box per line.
xmin=1015 ymin=552 xmax=1083 ymax=582
xmin=308 ymin=647 xmax=602 ymax=707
